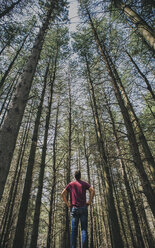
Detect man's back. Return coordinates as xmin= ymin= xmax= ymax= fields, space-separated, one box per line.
xmin=65 ymin=180 xmax=90 ymax=207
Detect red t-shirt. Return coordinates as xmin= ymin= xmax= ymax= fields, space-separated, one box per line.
xmin=65 ymin=180 xmax=91 ymax=207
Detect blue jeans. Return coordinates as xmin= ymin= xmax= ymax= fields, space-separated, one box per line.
xmin=70 ymin=206 xmax=88 ymax=248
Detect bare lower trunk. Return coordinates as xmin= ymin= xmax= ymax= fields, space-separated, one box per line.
xmin=64 ymin=73 xmax=72 ymax=248
xmin=104 ymin=92 xmax=146 ymax=247
xmin=46 ymin=101 xmax=59 ymax=247
xmin=83 ymin=125 xmax=94 ymax=247
xmin=12 ymin=65 xmax=48 ymax=248
xmin=0 ymin=111 xmax=31 ymax=247
xmin=30 ymin=60 xmax=56 ymax=248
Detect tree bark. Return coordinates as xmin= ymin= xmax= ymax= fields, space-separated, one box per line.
xmin=29 ymin=61 xmax=55 ymax=248
xmin=0 ymin=76 xmax=18 ymax=127
xmin=0 ymin=0 xmax=22 ymax=19
xmin=104 ymin=92 xmax=146 ymax=247
xmin=135 ymin=188 xmax=155 ymax=247
xmin=86 ymin=55 xmax=124 ymax=248
xmin=46 ymin=100 xmax=60 ymax=248
xmin=0 ymin=110 xmax=31 ymax=247
xmin=29 ymin=50 xmax=58 ymax=248
xmin=0 ymin=2 xmax=56 ymax=202
xmin=119 ymin=180 xmax=138 ymax=248
xmin=111 ymin=173 xmax=130 ymax=248
xmin=0 ymin=71 xmax=19 ymax=118
xmin=12 ymin=64 xmax=48 ymax=248
xmin=96 ymin=162 xmax=111 ymax=248
xmin=126 ymin=51 xmax=155 ymax=100
xmin=86 ymin=10 xmax=155 ymax=217
xmin=0 ymin=43 xmax=8 ymax=56
xmin=113 ymin=1 xmax=155 ymax=50
xmin=89 ymin=9 xmax=155 ymax=178
xmin=82 ymin=123 xmax=94 ymax=248
xmin=64 ymin=74 xmax=72 ymax=248
xmin=0 ymin=33 xmax=29 ymax=89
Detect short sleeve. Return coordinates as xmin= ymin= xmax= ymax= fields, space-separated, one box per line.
xmin=65 ymin=183 xmax=71 ymax=192
xmin=84 ymin=181 xmax=91 ymax=190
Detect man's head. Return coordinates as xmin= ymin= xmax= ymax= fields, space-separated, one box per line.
xmin=75 ymin=170 xmax=81 ymax=180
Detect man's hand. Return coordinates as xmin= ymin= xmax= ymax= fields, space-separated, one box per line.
xmin=87 ymin=187 xmax=95 ymax=205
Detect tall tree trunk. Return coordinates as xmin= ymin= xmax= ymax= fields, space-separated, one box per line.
xmin=12 ymin=64 xmax=49 ymax=248
xmin=0 ymin=1 xmax=56 ymax=202
xmin=88 ymin=9 xmax=155 ymax=177
xmin=86 ymin=56 xmax=124 ymax=248
xmin=129 ymin=78 xmax=155 ymax=119
xmin=0 ymin=33 xmax=29 ymax=89
xmin=64 ymin=73 xmax=72 ymax=248
xmin=0 ymin=71 xmax=19 ymax=118
xmin=1 ymin=110 xmax=31 ymax=248
xmin=113 ymin=0 xmax=155 ymax=50
xmin=110 ymin=53 xmax=155 ymax=178
xmin=0 ymin=77 xmax=18 ymax=127
xmin=29 ymin=64 xmax=56 ymax=247
xmin=111 ymin=172 xmax=130 ymax=248
xmin=92 ymin=196 xmax=99 ymax=247
xmin=96 ymin=197 xmax=104 ymax=246
xmin=82 ymin=122 xmax=94 ymax=248
xmin=126 ymin=51 xmax=155 ymax=100
xmin=30 ymin=51 xmax=58 ymax=247
xmin=86 ymin=10 xmax=155 ymax=217
xmin=0 ymin=43 xmax=8 ymax=56
xmin=0 ymin=111 xmax=31 ymax=247
xmin=119 ymin=180 xmax=138 ymax=248
xmin=46 ymin=101 xmax=60 ymax=248
xmin=109 ymin=52 xmax=155 ymax=180
xmin=104 ymin=92 xmax=146 ymax=247
xmin=136 ymin=189 xmax=155 ymax=247
xmin=0 ymin=0 xmax=22 ymax=19
xmin=96 ymin=164 xmax=111 ymax=248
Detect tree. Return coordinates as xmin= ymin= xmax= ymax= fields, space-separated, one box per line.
xmin=0 ymin=0 xmax=154 ymax=247
xmin=0 ymin=32 xmax=29 ymax=89
xmin=112 ymin=0 xmax=155 ymax=50
xmin=12 ymin=62 xmax=49 ymax=248
xmin=30 ymin=42 xmax=59 ymax=247
xmin=82 ymin=6 xmax=155 ymax=216
xmin=0 ymin=0 xmax=68 ymax=202
xmin=0 ymin=0 xmax=25 ymax=19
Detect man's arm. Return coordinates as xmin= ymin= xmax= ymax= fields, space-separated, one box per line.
xmin=86 ymin=186 xmax=95 ymax=205
xmin=61 ymin=189 xmax=71 ymax=208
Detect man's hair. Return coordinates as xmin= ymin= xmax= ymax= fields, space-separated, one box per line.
xmin=75 ymin=170 xmax=81 ymax=180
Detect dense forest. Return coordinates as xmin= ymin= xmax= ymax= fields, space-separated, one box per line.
xmin=0 ymin=0 xmax=154 ymax=247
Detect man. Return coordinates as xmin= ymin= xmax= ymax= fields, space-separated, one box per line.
xmin=61 ymin=170 xmax=95 ymax=248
